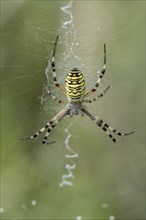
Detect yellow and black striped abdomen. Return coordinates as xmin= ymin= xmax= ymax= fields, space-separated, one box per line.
xmin=65 ymin=68 xmax=85 ymax=102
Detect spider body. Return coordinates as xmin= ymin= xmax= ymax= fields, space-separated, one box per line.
xmin=67 ymin=102 xmax=83 ymax=116
xmin=65 ymin=68 xmax=85 ymax=102
xmin=23 ymin=36 xmax=134 ymax=145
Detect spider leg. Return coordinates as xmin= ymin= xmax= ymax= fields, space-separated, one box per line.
xmin=84 ymin=43 xmax=106 ymax=98
xmin=44 ymin=84 xmax=65 ymax=104
xmin=83 ymin=85 xmax=110 ymax=103
xmin=81 ymin=107 xmax=134 ymax=143
xmin=21 ymin=126 xmax=47 ymax=141
xmin=42 ymin=106 xmax=70 ymax=145
xmin=22 ymin=106 xmax=70 ymax=145
xmin=51 ymin=36 xmax=66 ymax=95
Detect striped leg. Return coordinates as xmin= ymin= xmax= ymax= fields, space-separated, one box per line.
xmin=44 ymin=84 xmax=64 ymax=104
xmin=81 ymin=107 xmax=134 ymax=143
xmin=42 ymin=106 xmax=70 ymax=145
xmin=22 ymin=106 xmax=70 ymax=145
xmin=83 ymin=85 xmax=110 ymax=103
xmin=102 ymin=122 xmax=134 ymax=138
xmin=84 ymin=43 xmax=106 ymax=98
xmin=51 ymin=36 xmax=66 ymax=95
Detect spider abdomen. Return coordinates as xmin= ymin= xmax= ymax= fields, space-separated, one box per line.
xmin=65 ymin=68 xmax=85 ymax=102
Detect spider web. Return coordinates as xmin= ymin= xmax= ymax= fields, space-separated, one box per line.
xmin=1 ymin=1 xmax=145 ymax=219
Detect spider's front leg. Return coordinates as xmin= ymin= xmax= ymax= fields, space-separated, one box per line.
xmin=42 ymin=106 xmax=70 ymax=144
xmin=22 ymin=106 xmax=70 ymax=145
xmin=81 ymin=107 xmax=134 ymax=143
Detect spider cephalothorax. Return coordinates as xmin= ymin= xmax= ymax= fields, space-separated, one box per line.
xmin=23 ymin=36 xmax=134 ymax=144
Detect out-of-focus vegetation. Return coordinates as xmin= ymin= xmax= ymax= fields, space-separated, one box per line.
xmin=1 ymin=1 xmax=145 ymax=219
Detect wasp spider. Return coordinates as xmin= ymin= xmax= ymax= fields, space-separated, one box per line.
xmin=23 ymin=36 xmax=134 ymax=145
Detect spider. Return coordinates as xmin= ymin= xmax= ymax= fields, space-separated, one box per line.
xmin=23 ymin=36 xmax=134 ymax=145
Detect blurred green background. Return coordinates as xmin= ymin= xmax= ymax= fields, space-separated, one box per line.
xmin=1 ymin=1 xmax=145 ymax=219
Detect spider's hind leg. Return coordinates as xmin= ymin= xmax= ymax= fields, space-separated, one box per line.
xmin=84 ymin=43 xmax=107 ymax=98
xmin=51 ymin=36 xmax=66 ymax=96
xmin=44 ymin=84 xmax=64 ymax=104
xmin=83 ymin=85 xmax=110 ymax=103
